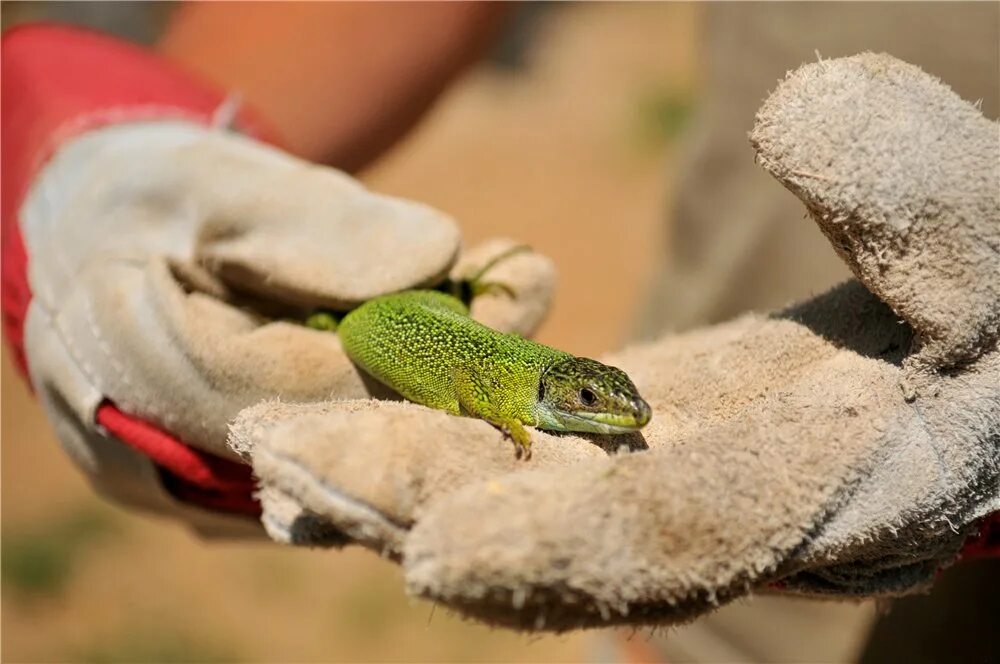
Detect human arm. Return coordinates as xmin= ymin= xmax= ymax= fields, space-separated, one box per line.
xmin=158 ymin=2 xmax=508 ymax=170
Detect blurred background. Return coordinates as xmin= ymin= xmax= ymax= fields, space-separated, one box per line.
xmin=3 ymin=2 xmax=998 ymax=662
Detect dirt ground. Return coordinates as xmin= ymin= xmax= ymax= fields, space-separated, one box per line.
xmin=2 ymin=4 xmax=699 ymax=661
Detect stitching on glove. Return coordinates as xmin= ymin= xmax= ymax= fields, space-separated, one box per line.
xmin=77 ymin=274 xmax=154 ymax=422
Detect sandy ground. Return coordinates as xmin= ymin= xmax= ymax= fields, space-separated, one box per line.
xmin=2 ymin=4 xmax=699 ymax=661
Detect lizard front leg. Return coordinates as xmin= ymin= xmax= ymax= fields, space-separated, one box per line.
xmin=447 ymin=244 xmax=532 ymax=305
xmin=454 ymin=367 xmax=533 ymax=460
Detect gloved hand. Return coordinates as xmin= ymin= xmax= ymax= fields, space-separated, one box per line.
xmin=231 ymin=53 xmax=999 ymax=627
xmin=2 ymin=25 xmax=554 ymax=536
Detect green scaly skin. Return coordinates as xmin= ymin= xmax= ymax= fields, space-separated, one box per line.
xmin=305 ymin=251 xmax=651 ymax=458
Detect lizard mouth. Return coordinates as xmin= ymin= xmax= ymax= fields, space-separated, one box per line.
xmin=558 ymin=406 xmax=651 ymax=434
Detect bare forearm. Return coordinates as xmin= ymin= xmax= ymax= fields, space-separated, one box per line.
xmin=158 ymin=2 xmax=507 ymax=171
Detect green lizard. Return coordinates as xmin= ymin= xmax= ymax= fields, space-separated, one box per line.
xmin=306 ymin=251 xmax=651 ymax=459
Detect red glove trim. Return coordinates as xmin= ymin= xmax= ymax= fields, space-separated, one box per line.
xmin=959 ymin=511 xmax=1000 ymax=560
xmin=1 ymin=23 xmax=277 ymax=518
xmin=96 ymin=403 xmax=260 ymax=518
xmin=157 ymin=472 xmax=261 ymax=518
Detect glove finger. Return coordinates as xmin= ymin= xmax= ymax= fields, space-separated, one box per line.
xmin=452 ymin=239 xmax=556 ymax=337
xmin=184 ymin=135 xmax=461 ymax=310
xmin=231 ymin=399 xmax=611 ymax=555
xmin=750 ymin=53 xmax=1000 ymax=370
xmin=23 ymin=122 xmax=457 ymax=318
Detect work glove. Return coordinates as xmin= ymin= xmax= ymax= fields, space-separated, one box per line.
xmin=1 ymin=25 xmax=553 ymax=536
xmin=231 ymin=53 xmax=999 ymax=628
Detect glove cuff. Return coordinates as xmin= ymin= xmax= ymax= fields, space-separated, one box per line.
xmin=1 ymin=23 xmax=279 ymax=374
xmin=1 ymin=24 xmax=278 ymax=522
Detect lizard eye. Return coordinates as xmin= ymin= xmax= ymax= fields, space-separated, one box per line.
xmin=579 ymin=388 xmax=597 ymax=406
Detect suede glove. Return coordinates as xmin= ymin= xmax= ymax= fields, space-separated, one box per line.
xmin=231 ymin=53 xmax=999 ymax=628
xmin=2 ymin=25 xmax=553 ymax=536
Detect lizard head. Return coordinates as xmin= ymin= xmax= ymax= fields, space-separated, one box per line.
xmin=535 ymin=357 xmax=652 ymax=434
